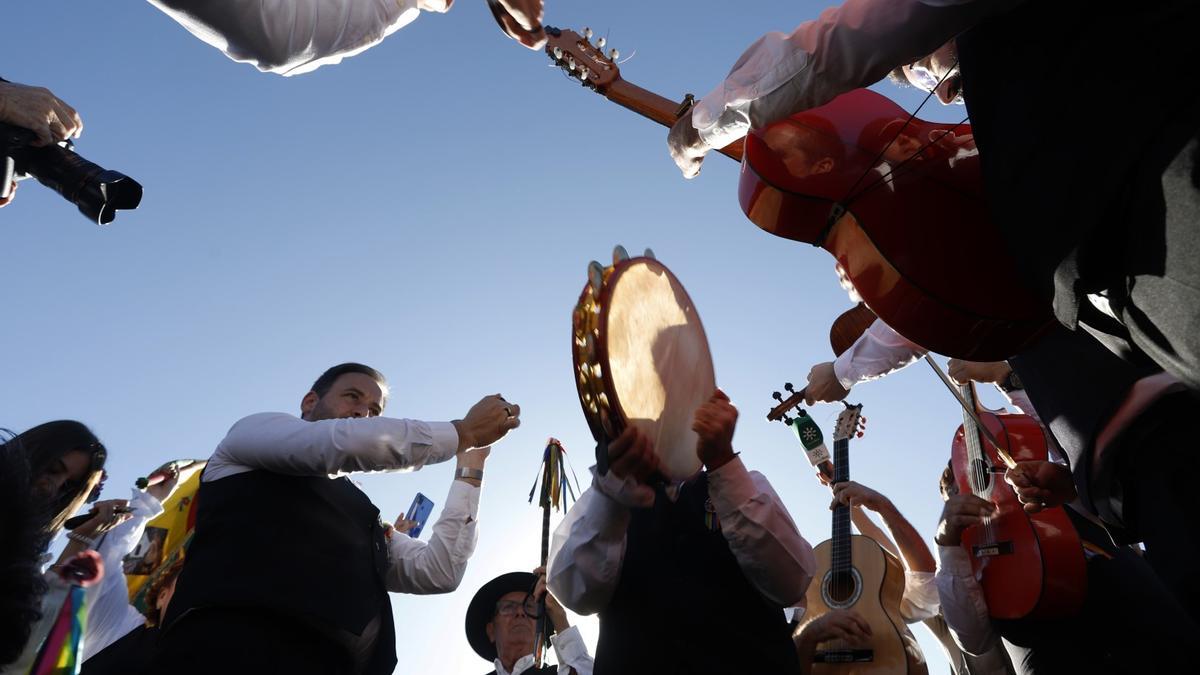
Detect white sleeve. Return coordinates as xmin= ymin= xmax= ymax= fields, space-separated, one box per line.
xmin=935 ymin=545 xmax=1000 ymax=656
xmin=204 ymin=412 xmax=459 ymax=481
xmin=691 ymin=0 xmax=1017 ymax=148
xmin=832 ymin=318 xmax=926 ymax=390
xmin=81 ymin=489 xmax=164 ymax=661
xmin=550 ymin=625 xmax=595 ymax=675
xmin=546 ymin=471 xmax=637 ymax=616
xmin=707 ymin=459 xmax=817 ymax=608
xmin=146 ymin=0 xmax=425 ymax=76
xmin=899 ymin=570 xmax=940 ymax=623
xmin=384 ymin=479 xmax=479 ymax=594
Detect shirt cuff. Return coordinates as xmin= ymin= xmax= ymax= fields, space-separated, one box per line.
xmin=832 ymin=351 xmax=857 ymax=391
xmin=550 ymin=625 xmax=588 ymax=663
xmin=428 ymin=421 xmax=460 ymax=463
xmin=129 ymin=488 xmax=165 ymax=519
xmin=936 ymin=544 xmax=974 ymax=576
xmin=445 ymin=476 xmax=480 ymax=516
xmin=706 ymin=456 xmax=757 ymax=518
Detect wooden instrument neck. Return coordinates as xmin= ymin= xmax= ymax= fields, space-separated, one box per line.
xmin=831 ymin=437 xmax=852 ymax=576
xmin=602 ymin=80 xmax=745 ymax=162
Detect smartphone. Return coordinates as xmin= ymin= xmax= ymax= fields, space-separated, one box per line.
xmin=404 ymin=493 xmax=435 ymax=539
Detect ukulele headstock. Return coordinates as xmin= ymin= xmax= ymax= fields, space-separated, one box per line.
xmin=833 ymin=403 xmax=866 ymax=442
xmin=545 ymin=26 xmax=621 ymax=91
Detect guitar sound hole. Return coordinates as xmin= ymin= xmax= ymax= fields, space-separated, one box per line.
xmin=970 ymin=458 xmax=993 ymax=493
xmin=829 ymin=572 xmax=857 ymax=603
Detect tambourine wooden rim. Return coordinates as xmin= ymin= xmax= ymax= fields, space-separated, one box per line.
xmin=572 ymin=253 xmax=713 ymax=480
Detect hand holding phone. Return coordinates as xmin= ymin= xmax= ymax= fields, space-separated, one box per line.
xmin=402 ymin=493 xmax=435 ymax=539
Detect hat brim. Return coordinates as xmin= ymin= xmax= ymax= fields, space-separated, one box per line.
xmin=465 ymin=571 xmax=538 ymax=662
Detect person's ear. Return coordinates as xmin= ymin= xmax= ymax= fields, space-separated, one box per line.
xmin=486 ymin=621 xmax=496 ymax=643
xmin=300 ymin=391 xmax=319 ymax=420
xmin=815 ymin=157 xmax=835 ymax=175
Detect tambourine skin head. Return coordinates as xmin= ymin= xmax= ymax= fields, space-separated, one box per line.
xmin=572 ymin=254 xmax=715 ymax=482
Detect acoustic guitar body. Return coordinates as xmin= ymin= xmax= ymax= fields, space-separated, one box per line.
xmin=738 ymin=89 xmax=1053 ymax=361
xmin=800 ymin=535 xmax=928 ymax=675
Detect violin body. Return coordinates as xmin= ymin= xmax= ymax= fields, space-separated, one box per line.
xmin=801 ymin=536 xmax=928 ymax=675
xmin=951 ymin=407 xmax=1086 ymax=619
xmin=739 ymin=89 xmax=1053 ymax=361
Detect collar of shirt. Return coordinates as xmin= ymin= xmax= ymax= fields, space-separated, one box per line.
xmin=494 ymin=653 xmax=539 ymax=675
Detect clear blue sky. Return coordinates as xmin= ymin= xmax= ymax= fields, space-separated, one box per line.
xmin=2 ymin=2 xmax=1007 ymax=673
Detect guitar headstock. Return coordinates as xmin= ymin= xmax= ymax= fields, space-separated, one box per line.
xmin=545 ymin=26 xmax=621 ymax=92
xmin=832 ymin=403 xmax=866 ymax=442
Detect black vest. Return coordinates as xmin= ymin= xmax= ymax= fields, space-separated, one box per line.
xmin=594 ymin=474 xmax=799 ymax=675
xmin=956 ymin=0 xmax=1200 ymax=328
xmin=162 ymin=470 xmax=395 ymax=674
xmin=80 ymin=626 xmax=156 ymax=675
xmin=484 ymin=666 xmax=558 ymax=675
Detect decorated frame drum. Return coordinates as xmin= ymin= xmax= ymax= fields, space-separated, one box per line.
xmin=572 ymin=246 xmax=716 ymax=482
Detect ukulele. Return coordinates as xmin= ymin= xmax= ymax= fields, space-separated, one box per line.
xmin=950 ymin=381 xmax=1086 ymax=619
xmin=544 ymin=27 xmax=1053 ymax=361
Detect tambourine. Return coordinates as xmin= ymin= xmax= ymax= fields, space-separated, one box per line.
xmin=572 ymin=246 xmax=716 ymax=481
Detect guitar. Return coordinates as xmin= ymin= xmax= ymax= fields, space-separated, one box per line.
xmin=950 ymin=382 xmax=1086 ymax=619
xmin=782 ymin=404 xmax=926 ymax=674
xmin=545 ymin=27 xmax=1053 ymax=361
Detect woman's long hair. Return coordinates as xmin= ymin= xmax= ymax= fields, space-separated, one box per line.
xmin=0 ymin=430 xmax=51 ymax=665
xmin=15 ymin=420 xmax=106 ymax=534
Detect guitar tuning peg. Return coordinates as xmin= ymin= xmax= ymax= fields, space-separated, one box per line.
xmin=782 ymin=413 xmax=793 ymax=425
xmin=583 ymin=27 xmax=593 ymax=40
xmin=784 ymin=382 xmax=794 ymax=393
xmin=860 ymin=416 xmax=867 ymax=422
xmin=609 ymin=48 xmax=620 ymax=61
xmin=568 ymin=56 xmax=576 ymax=71
xmin=772 ymin=391 xmax=783 ymax=402
xmin=597 ymin=37 xmax=606 ymax=48
xmin=856 ymin=431 xmax=864 ymax=438
xmin=553 ymin=46 xmax=563 ymax=59
xmin=579 ymin=67 xmax=590 ymax=81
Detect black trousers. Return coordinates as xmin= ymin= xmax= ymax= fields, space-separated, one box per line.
xmin=151 ymin=608 xmax=355 ymax=675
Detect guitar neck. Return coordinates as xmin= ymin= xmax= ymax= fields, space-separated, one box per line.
xmin=604 ymin=80 xmax=745 ymax=162
xmin=831 ymin=437 xmax=852 ymax=576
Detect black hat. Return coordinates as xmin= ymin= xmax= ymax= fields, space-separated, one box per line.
xmin=465 ymin=571 xmax=537 ymax=662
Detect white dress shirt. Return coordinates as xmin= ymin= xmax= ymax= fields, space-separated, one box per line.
xmin=833 ymin=318 xmax=925 ymax=390
xmin=146 ymin=0 xmax=431 ymax=75
xmin=546 ymin=457 xmax=816 ymax=616
xmin=203 ymin=411 xmax=460 ymax=482
xmin=81 ymin=489 xmax=165 ymax=661
xmin=690 ymin=0 xmax=1025 ymax=149
xmin=385 ymin=478 xmax=479 ymax=594
xmin=493 ymin=625 xmax=595 ymax=675
xmin=935 ymin=544 xmax=1000 ymax=656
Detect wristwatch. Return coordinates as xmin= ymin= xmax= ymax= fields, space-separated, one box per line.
xmin=999 ymin=370 xmax=1024 ymax=393
xmin=455 ymin=467 xmax=484 ymax=482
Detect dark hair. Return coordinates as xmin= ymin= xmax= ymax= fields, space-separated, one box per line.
xmin=13 ymin=420 xmax=106 ymax=533
xmin=0 ymin=430 xmax=52 ymax=666
xmin=144 ymin=557 xmax=186 ymax=627
xmin=310 ymin=363 xmax=388 ymax=398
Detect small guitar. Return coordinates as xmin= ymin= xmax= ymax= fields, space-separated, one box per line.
xmin=783 ymin=404 xmax=926 ymax=674
xmin=950 ymin=382 xmax=1086 ymax=619
xmin=545 ymin=27 xmax=1053 ymax=361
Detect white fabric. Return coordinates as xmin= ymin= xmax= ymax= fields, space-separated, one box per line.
xmin=833 ymin=318 xmax=926 ymax=389
xmin=385 ymin=479 xmax=479 ymax=594
xmin=146 ymin=0 xmax=424 ymax=75
xmin=492 ymin=625 xmax=595 ymax=675
xmin=935 ymin=544 xmax=999 ymax=656
xmin=203 ymin=412 xmax=459 ymax=481
xmin=80 ymin=488 xmax=165 ymax=661
xmin=900 ymin=570 xmax=940 ymax=622
xmin=546 ymin=458 xmax=816 ymax=615
xmin=691 ymin=0 xmax=1024 ymax=148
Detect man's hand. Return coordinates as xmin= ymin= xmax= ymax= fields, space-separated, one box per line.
xmin=804 ymin=362 xmax=850 ymax=405
xmin=607 ymin=426 xmax=661 ymax=484
xmin=1005 ymin=460 xmax=1076 ymax=513
xmin=532 ymin=565 xmax=569 ymax=632
xmin=667 ymin=109 xmax=710 ymax=179
xmin=935 ymin=494 xmax=996 ymax=546
xmin=692 ymin=389 xmax=738 ymax=471
xmin=454 ymin=395 xmax=520 ymax=451
xmin=0 ymin=180 xmax=17 ymax=208
xmin=798 ymin=609 xmax=873 ymax=646
xmin=72 ymin=499 xmax=133 ymax=538
xmin=947 ymin=359 xmax=1011 ymax=386
xmin=486 ymin=0 xmax=546 ymax=50
xmin=391 ymin=518 xmax=418 ymax=535
xmin=830 ymin=481 xmax=889 ymax=513
xmin=0 ymin=81 xmax=83 ymax=147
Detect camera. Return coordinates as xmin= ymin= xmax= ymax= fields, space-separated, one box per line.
xmin=0 ymin=122 xmax=142 ymax=225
